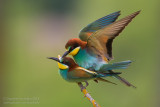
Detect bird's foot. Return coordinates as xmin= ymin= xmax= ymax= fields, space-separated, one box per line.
xmin=84 ymin=81 xmax=89 ymax=88
xmin=94 ymin=79 xmax=98 ymax=83
xmin=81 ymin=87 xmax=85 ymax=92
xmin=78 ymin=82 xmax=86 ymax=92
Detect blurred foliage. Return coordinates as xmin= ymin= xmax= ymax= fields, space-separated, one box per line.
xmin=1 ymin=0 xmax=159 ymax=107
xmin=26 ymin=0 xmax=79 ymax=15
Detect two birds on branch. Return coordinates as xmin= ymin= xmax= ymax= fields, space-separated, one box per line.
xmin=48 ymin=10 xmax=140 ymax=90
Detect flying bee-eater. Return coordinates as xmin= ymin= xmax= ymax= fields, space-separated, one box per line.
xmin=62 ymin=11 xmax=140 ymax=88
xmin=48 ymin=55 xmax=132 ymax=88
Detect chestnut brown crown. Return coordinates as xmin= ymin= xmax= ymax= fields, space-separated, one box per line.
xmin=65 ymin=38 xmax=87 ymax=50
xmin=61 ymin=57 xmax=78 ymax=70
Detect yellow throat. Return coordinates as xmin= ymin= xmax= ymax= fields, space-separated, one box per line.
xmin=57 ymin=55 xmax=68 ymax=70
xmin=69 ymin=47 xmax=80 ymax=56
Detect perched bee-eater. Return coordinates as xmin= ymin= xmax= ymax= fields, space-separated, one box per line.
xmin=48 ymin=55 xmax=132 ymax=88
xmin=62 ymin=11 xmax=140 ymax=87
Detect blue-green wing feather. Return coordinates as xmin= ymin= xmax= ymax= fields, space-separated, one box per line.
xmin=79 ymin=11 xmax=121 ymax=41
xmin=99 ymin=60 xmax=132 ymax=72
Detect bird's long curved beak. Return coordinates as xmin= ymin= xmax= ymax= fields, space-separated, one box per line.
xmin=47 ymin=57 xmax=60 ymax=62
xmin=48 ymin=56 xmax=68 ymax=69
xmin=62 ymin=51 xmax=69 ymax=58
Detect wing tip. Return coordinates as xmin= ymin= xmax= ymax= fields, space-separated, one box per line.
xmin=114 ymin=10 xmax=121 ymax=13
xmin=132 ymin=10 xmax=141 ymax=16
xmin=128 ymin=10 xmax=141 ymax=19
xmin=136 ymin=10 xmax=141 ymax=13
xmin=113 ymin=10 xmax=121 ymax=14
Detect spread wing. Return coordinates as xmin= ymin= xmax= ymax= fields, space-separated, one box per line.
xmin=87 ymin=11 xmax=140 ymax=61
xmin=79 ymin=11 xmax=121 ymax=41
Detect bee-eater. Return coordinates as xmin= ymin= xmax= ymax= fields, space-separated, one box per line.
xmin=62 ymin=11 xmax=140 ymax=88
xmin=48 ymin=55 xmax=132 ymax=88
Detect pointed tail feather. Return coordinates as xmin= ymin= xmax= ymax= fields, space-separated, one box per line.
xmin=96 ymin=78 xmax=117 ymax=85
xmin=108 ymin=70 xmax=136 ymax=88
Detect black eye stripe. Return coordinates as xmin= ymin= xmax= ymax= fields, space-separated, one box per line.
xmin=69 ymin=46 xmax=74 ymax=51
xmin=69 ymin=43 xmax=79 ymax=52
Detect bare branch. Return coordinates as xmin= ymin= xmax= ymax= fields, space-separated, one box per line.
xmin=78 ymin=82 xmax=101 ymax=107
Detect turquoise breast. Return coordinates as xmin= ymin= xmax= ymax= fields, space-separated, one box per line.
xmin=59 ymin=69 xmax=68 ymax=81
xmin=74 ymin=48 xmax=105 ymax=71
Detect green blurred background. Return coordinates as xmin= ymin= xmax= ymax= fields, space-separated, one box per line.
xmin=0 ymin=0 xmax=158 ymax=107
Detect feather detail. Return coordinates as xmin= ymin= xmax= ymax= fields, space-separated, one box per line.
xmin=79 ymin=11 xmax=121 ymax=41
xmin=96 ymin=78 xmax=117 ymax=85
xmin=99 ymin=60 xmax=132 ymax=71
xmin=108 ymin=70 xmax=136 ymax=88
xmin=87 ymin=11 xmax=140 ymax=61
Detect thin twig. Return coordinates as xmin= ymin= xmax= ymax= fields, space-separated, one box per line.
xmin=78 ymin=82 xmax=101 ymax=107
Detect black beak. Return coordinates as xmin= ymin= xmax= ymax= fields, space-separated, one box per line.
xmin=47 ymin=57 xmax=60 ymax=62
xmin=62 ymin=51 xmax=69 ymax=58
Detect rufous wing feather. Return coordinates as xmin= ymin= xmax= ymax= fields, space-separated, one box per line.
xmin=87 ymin=11 xmax=140 ymax=61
